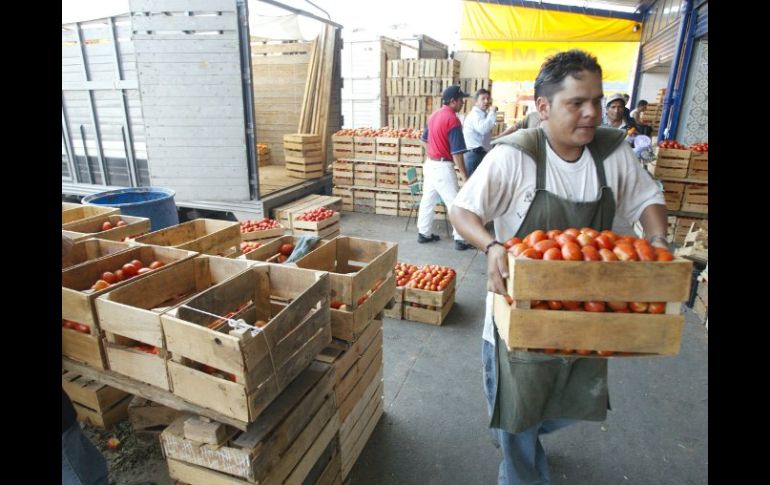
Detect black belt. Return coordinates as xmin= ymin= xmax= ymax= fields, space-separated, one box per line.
xmin=471 ymin=147 xmax=487 ymax=154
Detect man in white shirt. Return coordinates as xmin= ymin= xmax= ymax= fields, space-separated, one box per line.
xmin=462 ymin=88 xmax=497 ymax=178
xmin=449 ymin=49 xmax=668 ymax=485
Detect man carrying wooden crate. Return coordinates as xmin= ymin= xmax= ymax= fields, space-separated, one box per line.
xmin=450 ymin=50 xmax=669 ymax=484
xmin=418 ymin=85 xmax=473 ymax=251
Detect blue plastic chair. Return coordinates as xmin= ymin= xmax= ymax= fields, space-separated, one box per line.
xmin=403 ymin=167 xmax=451 ymax=237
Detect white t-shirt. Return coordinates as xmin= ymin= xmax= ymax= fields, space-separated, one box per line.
xmin=453 ymin=140 xmax=666 ymax=344
xmin=463 ymin=106 xmax=497 ymax=152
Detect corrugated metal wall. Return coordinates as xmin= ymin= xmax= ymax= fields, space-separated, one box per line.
xmin=640 ymin=22 xmax=679 ymax=72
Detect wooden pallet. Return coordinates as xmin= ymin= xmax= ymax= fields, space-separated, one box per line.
xmin=493 ymin=254 xmax=693 ymax=356
xmin=128 ymin=396 xmax=184 ymax=445
xmin=161 ymin=265 xmax=331 ymax=423
xmin=162 ymin=362 xmax=339 ymax=484
xmin=96 ymin=256 xmax=257 ymax=390
xmin=63 ymin=369 xmax=132 ymax=429
xmin=135 ymin=218 xmax=241 ymax=257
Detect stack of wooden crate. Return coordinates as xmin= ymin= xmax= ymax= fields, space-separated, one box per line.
xmin=386 ymin=59 xmax=460 ymax=129
xmin=283 ymin=133 xmax=324 ymax=179
xmin=62 ymin=369 xmax=132 ymax=429
xmin=646 ymin=88 xmax=666 ymax=134
xmin=163 ymin=362 xmax=341 ymax=484
xmin=296 ymin=236 xmax=396 ymax=481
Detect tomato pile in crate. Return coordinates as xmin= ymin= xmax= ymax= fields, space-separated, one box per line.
xmin=494 ymin=227 xmax=692 ymax=358
xmin=293 ymin=207 xmax=341 ymax=239
xmin=239 ymin=218 xmax=284 ymax=241
xmin=385 ymin=262 xmax=456 ymax=325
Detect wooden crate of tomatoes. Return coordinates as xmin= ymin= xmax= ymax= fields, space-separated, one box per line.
xmin=292 ymin=207 xmax=340 ymax=239
xmin=95 ymin=256 xmax=257 ymax=390
xmin=653 ymin=140 xmax=691 ymax=178
xmin=63 ymin=214 xmax=151 ymax=243
xmin=402 ymin=264 xmax=456 ymax=325
xmin=160 ymin=264 xmax=331 ymax=424
xmin=493 ymin=228 xmax=693 ymax=357
xmin=63 ymin=238 xmax=133 ymax=271
xmin=62 ymin=245 xmax=198 ymax=369
xmin=240 ymin=218 xmax=285 ymax=241
xmin=295 ymin=237 xmax=397 ymax=342
xmin=243 ymin=235 xmax=326 ymax=263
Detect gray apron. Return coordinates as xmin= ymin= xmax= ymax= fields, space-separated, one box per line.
xmin=490 ymin=127 xmax=626 ymax=434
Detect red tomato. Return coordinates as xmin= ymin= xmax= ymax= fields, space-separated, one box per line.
xmin=584 ymin=301 xmax=606 ymax=312
xmin=555 ymin=233 xmax=578 ymax=247
xmin=613 ymin=243 xmax=638 ymax=261
xmin=520 ymin=248 xmax=543 ymax=259
xmin=629 ymin=302 xmax=649 ymax=313
xmin=510 ymin=243 xmax=529 ymax=256
xmin=547 ymin=300 xmax=563 ymax=310
xmin=543 ymin=247 xmax=563 ymax=260
xmin=575 ymin=349 xmax=593 ymax=356
xmin=91 ymin=279 xmax=110 ymax=291
xmin=114 ymin=269 xmax=125 ymax=281
xmin=599 ymin=248 xmax=618 ymax=261
xmin=562 ymin=301 xmax=582 ymax=311
xmin=576 ymin=233 xmax=598 ymax=248
xmin=130 ymin=259 xmax=143 ymax=269
xmin=580 ymin=228 xmax=600 ymax=239
xmin=543 ymin=348 xmax=557 ymax=354
xmin=101 ymin=221 xmax=113 ymax=231
xmin=279 ymin=243 xmax=295 ymax=257
xmin=563 ymin=228 xmax=581 ymax=238
xmin=581 ymin=246 xmax=601 ymax=261
xmin=560 ymin=348 xmax=575 ymax=354
xmin=524 ymin=230 xmax=547 ymax=247
xmin=504 ymin=295 xmax=513 ymax=305
xmin=636 ymin=244 xmax=656 ymax=261
xmin=533 ymin=239 xmax=560 ymax=253
xmin=532 ymin=302 xmax=549 ymax=310
xmin=607 ymin=301 xmax=628 ymax=312
xmin=655 ymin=248 xmax=674 ymax=261
xmin=122 ymin=263 xmax=139 ymax=277
xmin=648 ymin=302 xmax=666 ymax=314
xmin=74 ymin=323 xmax=91 ymax=334
xmin=561 ymin=242 xmax=582 ymax=261
xmin=546 ymin=229 xmax=562 ymax=240
xmin=101 ymin=271 xmax=117 ymax=284
xmin=600 ymin=230 xmax=618 ymax=243
xmin=596 ymin=350 xmax=615 ymax=357
xmin=277 ymin=254 xmax=288 ymax=263
xmin=116 ymin=220 xmax=127 ymax=227
xmin=594 ymin=234 xmax=614 ymax=250
xmin=148 ymin=261 xmax=165 ymax=269
xmin=330 ymin=300 xmax=343 ymax=309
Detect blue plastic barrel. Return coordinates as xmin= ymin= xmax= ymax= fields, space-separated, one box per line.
xmin=83 ymin=187 xmax=179 ymax=231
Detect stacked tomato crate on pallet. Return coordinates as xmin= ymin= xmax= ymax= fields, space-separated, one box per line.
xmin=493 ymin=228 xmax=692 ymax=357
xmin=295 ymin=236 xmax=396 ymax=480
xmin=386 ymin=58 xmax=459 ymax=130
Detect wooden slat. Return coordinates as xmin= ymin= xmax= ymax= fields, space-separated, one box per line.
xmin=132 ymin=15 xmax=236 ymax=33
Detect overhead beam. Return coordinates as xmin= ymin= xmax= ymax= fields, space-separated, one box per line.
xmin=256 ymin=0 xmax=343 ymax=29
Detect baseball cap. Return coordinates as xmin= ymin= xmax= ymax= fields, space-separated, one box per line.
xmin=605 ymin=93 xmax=626 ymax=107
xmin=442 ymin=85 xmax=470 ymax=104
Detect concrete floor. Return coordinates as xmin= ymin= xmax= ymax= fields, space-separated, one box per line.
xmin=342 ymin=211 xmax=708 ymax=485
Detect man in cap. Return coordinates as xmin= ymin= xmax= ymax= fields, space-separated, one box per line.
xmin=603 ymin=92 xmax=632 ymax=130
xmin=418 ymin=85 xmax=473 ymax=250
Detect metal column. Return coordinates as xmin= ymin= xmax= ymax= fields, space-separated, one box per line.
xmin=109 ymin=16 xmax=139 ymax=187
xmin=237 ymin=0 xmax=259 ymax=200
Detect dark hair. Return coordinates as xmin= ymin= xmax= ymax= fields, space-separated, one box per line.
xmin=637 ymin=99 xmax=648 ymax=108
xmin=534 ymin=50 xmax=602 ymax=102
xmin=475 ymin=88 xmax=490 ymax=98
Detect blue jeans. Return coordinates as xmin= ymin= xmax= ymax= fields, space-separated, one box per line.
xmin=482 ymin=339 xmax=574 ymax=485
xmin=464 ymin=148 xmax=486 ymax=178
xmin=62 ymin=423 xmax=108 ymax=485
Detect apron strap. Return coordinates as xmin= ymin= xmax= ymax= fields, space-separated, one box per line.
xmin=586 ymin=127 xmax=627 ymax=188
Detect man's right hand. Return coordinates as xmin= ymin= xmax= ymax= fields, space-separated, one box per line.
xmin=486 ymin=244 xmax=509 ymax=295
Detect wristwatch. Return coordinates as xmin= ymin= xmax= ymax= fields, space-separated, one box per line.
xmin=484 ymin=240 xmax=503 ymax=254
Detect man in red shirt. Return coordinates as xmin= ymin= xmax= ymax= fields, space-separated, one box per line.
xmin=418 ymin=85 xmax=473 ymax=250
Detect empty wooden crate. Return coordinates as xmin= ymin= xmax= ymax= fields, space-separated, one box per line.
xmin=161 ymin=264 xmax=331 ymax=423
xmin=134 ymin=218 xmax=240 ymax=256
